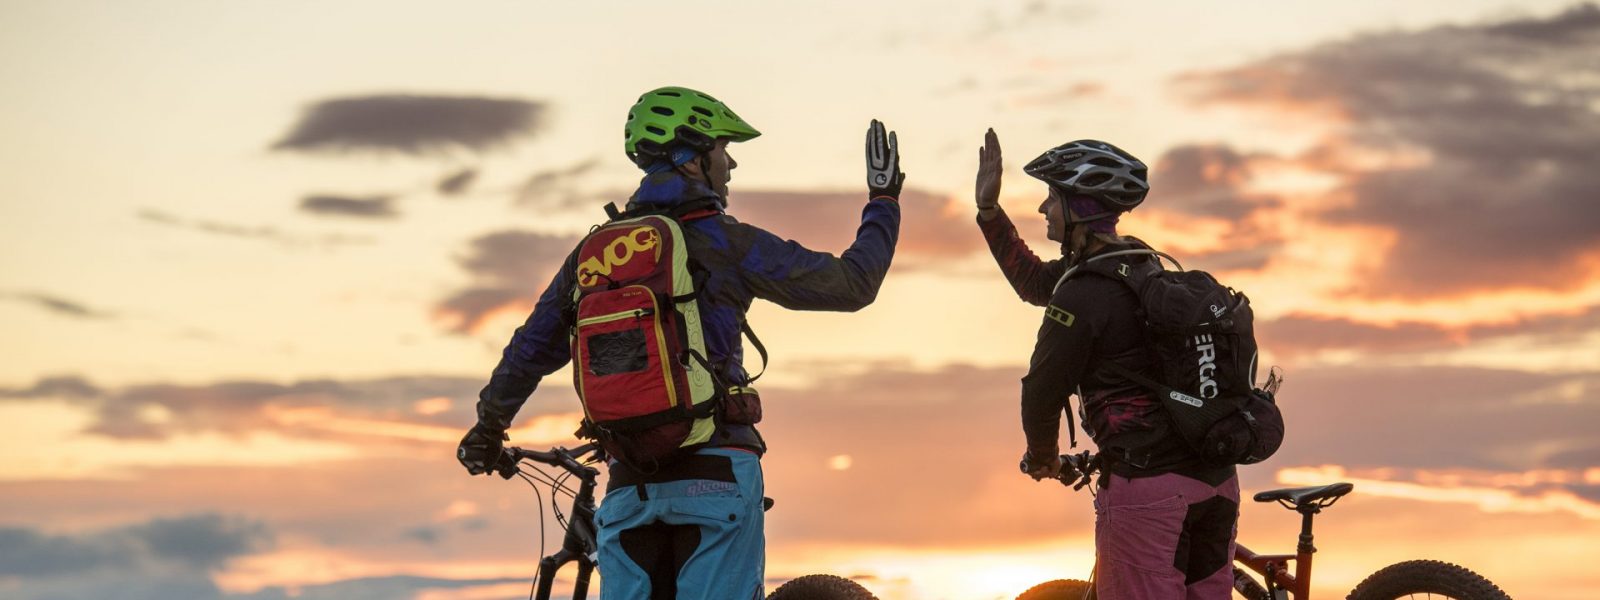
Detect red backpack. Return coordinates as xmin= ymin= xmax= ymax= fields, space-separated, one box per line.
xmin=569 ymin=209 xmax=722 ymax=470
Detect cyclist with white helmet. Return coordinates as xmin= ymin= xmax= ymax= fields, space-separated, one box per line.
xmin=976 ymin=130 xmax=1240 ymax=599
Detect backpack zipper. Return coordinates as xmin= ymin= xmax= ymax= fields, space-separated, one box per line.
xmin=576 ymin=307 xmax=655 ymax=327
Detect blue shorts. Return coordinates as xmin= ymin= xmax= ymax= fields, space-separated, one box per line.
xmin=595 ymin=448 xmax=765 ymax=599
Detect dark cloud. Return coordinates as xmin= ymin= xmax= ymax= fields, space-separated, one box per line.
xmin=435 ymin=230 xmax=583 ymax=334
xmin=730 ymin=187 xmax=974 ymax=263
xmin=514 ymin=158 xmax=603 ymax=208
xmin=1260 ymin=314 xmax=1457 ymax=358
xmin=125 ymin=514 xmax=271 ymax=570
xmin=1486 ymin=3 xmax=1600 ymax=41
xmin=7 ymin=572 xmax=223 ymax=600
xmin=436 ymin=168 xmax=478 ymax=196
xmin=1 ymin=374 xmax=574 ymax=440
xmin=433 ymin=287 xmax=532 ymax=335
xmin=400 ymin=525 xmax=442 ymax=545
xmin=0 ymin=527 xmax=119 ymax=577
xmin=298 ymin=194 xmax=399 ymax=219
xmin=1183 ymin=4 xmax=1600 ymax=297
xmin=456 ymin=231 xmax=580 ymax=290
xmin=1266 ymin=365 xmax=1600 ymax=473
xmin=0 ymin=514 xmax=269 ymax=578
xmin=1259 ymin=304 xmax=1600 ymax=358
xmin=137 ymin=209 xmax=372 ymax=247
xmin=231 ymin=575 xmax=527 ymax=600
xmin=1151 ymin=144 xmax=1279 ymax=221
xmin=271 ymin=94 xmax=544 ymax=156
xmin=1134 ymin=143 xmax=1287 ymax=273
xmin=0 ymin=291 xmax=114 ymax=319
xmin=0 ymin=375 xmax=102 ymax=399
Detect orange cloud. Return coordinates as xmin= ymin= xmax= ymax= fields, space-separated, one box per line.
xmin=1277 ymin=465 xmax=1600 ymax=521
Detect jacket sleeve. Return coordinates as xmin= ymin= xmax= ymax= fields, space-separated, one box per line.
xmin=475 ymin=249 xmax=580 ymax=431
xmin=1019 ymin=280 xmax=1098 ymax=452
xmin=734 ymin=198 xmax=901 ymax=311
xmin=978 ymin=208 xmax=1066 ymax=307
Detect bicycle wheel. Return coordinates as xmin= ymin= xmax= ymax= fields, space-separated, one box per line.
xmin=1016 ymin=578 xmax=1093 ymax=600
xmin=767 ymin=574 xmax=879 ymax=600
xmin=1346 ymin=560 xmax=1511 ymax=600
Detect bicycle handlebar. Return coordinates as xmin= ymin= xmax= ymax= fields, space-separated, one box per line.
xmin=494 ymin=443 xmax=601 ymax=479
xmin=1019 ymin=450 xmax=1100 ymax=491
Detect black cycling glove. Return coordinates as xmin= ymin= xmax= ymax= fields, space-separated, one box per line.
xmin=866 ymin=119 xmax=905 ymax=199
xmin=457 ymin=423 xmax=508 ymax=476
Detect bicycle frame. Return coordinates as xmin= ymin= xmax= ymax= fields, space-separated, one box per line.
xmin=1234 ymin=542 xmax=1306 ymax=600
xmin=1232 ymin=500 xmax=1324 ymax=600
xmin=501 ymin=445 xmax=603 ymax=600
xmin=533 ymin=473 xmax=599 ymax=600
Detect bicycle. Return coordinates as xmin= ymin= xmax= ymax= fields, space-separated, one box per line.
xmin=495 ymin=443 xmax=881 ymax=600
xmin=1014 ymin=452 xmax=1512 ymax=600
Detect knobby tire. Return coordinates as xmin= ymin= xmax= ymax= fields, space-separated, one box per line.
xmin=1015 ymin=578 xmax=1093 ymax=600
xmin=766 ymin=574 xmax=879 ymax=600
xmin=1345 ymin=559 xmax=1511 ymax=600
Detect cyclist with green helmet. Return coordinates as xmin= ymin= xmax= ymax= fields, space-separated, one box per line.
xmin=458 ymin=86 xmax=906 ymax=599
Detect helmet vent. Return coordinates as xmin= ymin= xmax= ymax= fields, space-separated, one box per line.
xmin=1088 ymin=157 xmax=1122 ymax=168
xmin=650 ymin=106 xmax=675 ymax=116
xmin=1080 ymin=173 xmax=1113 ymax=187
xmin=645 ymin=125 xmax=667 ymax=136
xmin=658 ymin=91 xmax=682 ymax=97
xmin=692 ymin=106 xmax=714 ymax=117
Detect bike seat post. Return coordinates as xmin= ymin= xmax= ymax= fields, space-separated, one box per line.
xmin=1296 ymin=504 xmax=1320 ymax=555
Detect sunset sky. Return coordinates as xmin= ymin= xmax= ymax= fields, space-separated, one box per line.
xmin=3 ymin=1 xmax=1598 ymax=599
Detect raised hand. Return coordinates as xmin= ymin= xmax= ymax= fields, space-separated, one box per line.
xmin=866 ymin=119 xmax=905 ymax=199
xmin=976 ymin=128 xmax=1002 ymax=217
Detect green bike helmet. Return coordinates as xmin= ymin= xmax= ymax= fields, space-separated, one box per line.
xmin=624 ymin=86 xmax=761 ymax=168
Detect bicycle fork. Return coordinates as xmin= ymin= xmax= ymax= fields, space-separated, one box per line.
xmin=536 ymin=549 xmax=597 ymax=600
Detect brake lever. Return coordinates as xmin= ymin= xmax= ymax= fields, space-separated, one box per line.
xmin=494 ymin=448 xmax=520 ymax=480
xmin=1065 ymin=451 xmax=1098 ymax=491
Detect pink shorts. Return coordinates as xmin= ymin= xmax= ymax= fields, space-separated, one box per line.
xmin=1093 ymin=472 xmax=1239 ymax=600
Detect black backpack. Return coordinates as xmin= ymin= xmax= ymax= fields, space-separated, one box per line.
xmin=1065 ymin=248 xmax=1284 ymax=465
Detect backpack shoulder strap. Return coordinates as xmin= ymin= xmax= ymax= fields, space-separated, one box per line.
xmin=740 ymin=320 xmax=770 ymax=384
xmin=1051 ymin=248 xmax=1179 ymax=296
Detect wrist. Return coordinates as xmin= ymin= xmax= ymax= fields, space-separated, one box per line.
xmin=977 ymin=206 xmax=1002 ymax=221
xmin=472 ymin=421 xmax=508 ymax=438
xmin=1026 ymin=443 xmax=1059 ymax=460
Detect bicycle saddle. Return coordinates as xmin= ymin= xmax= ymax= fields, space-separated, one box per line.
xmin=1253 ymin=482 xmax=1354 ymax=509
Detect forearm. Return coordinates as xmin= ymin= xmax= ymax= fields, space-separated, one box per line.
xmin=475 ymin=269 xmax=576 ymax=430
xmin=1020 ymin=377 xmax=1067 ymax=452
xmin=747 ymin=198 xmax=900 ymax=311
xmin=834 ymin=198 xmax=901 ymax=303
xmin=977 ymin=207 xmax=1063 ymax=306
